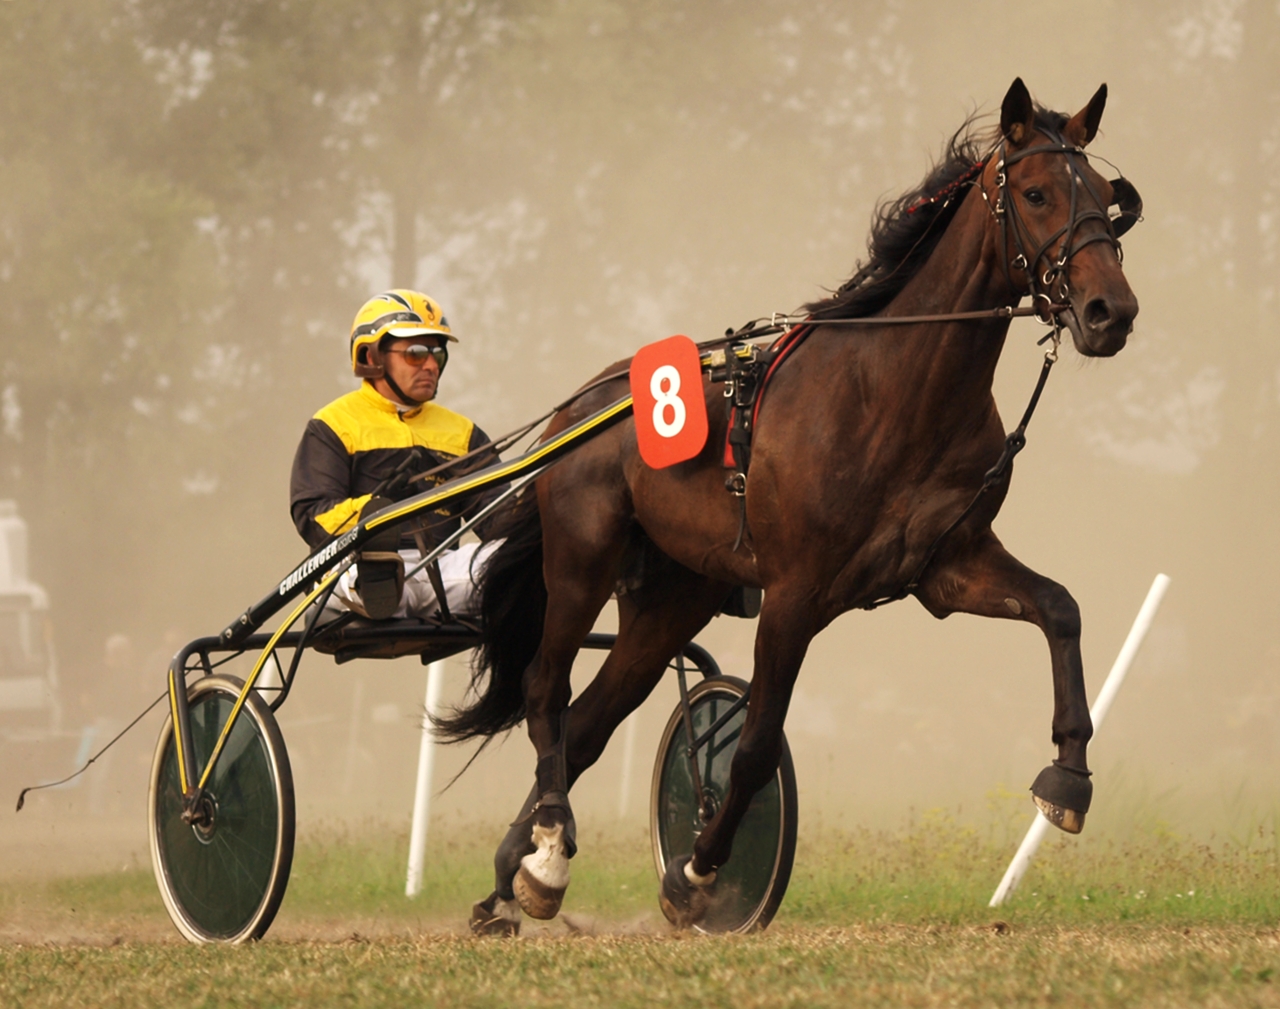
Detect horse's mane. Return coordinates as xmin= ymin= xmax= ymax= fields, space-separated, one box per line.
xmin=804 ymin=106 xmax=1071 ymax=321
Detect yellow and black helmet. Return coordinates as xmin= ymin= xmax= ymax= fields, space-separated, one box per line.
xmin=349 ymin=290 xmax=458 ymax=379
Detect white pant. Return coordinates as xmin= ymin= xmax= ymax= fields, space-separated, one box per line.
xmin=328 ymin=540 xmax=502 ymax=620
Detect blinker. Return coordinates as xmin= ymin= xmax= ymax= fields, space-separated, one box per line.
xmin=1108 ymin=178 xmax=1142 ymax=238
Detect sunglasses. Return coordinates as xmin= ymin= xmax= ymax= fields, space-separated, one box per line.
xmin=388 ymin=344 xmax=448 ymax=369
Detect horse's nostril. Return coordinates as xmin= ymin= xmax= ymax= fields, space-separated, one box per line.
xmin=1083 ymin=298 xmax=1114 ymax=331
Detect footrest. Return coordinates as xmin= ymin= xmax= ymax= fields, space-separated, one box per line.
xmin=310 ymin=618 xmax=483 ymax=664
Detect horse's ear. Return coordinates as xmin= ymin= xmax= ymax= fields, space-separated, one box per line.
xmin=1064 ymin=83 xmax=1108 ymax=147
xmin=1000 ymin=78 xmax=1036 ymax=147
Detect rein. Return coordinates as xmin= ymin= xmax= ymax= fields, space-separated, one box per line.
xmin=386 ymin=301 xmax=1070 ymax=514
xmin=387 ymin=130 xmax=1139 ymax=613
xmin=760 ymin=301 xmax=1065 ymax=330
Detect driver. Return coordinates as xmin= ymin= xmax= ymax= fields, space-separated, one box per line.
xmin=289 ymin=290 xmax=501 ymax=621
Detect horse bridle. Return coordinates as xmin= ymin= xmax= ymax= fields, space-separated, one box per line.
xmin=980 ymin=129 xmax=1143 ymax=325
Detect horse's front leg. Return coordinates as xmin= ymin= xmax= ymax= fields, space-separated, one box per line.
xmin=659 ymin=588 xmax=819 ymax=927
xmin=916 ymin=531 xmax=1094 ymax=833
xmin=510 ymin=509 xmax=626 ymax=923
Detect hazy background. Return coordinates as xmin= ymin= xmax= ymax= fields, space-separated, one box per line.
xmin=2 ymin=0 xmax=1277 ymax=880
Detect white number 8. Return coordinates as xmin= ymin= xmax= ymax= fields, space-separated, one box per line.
xmin=650 ymin=365 xmax=686 ymax=438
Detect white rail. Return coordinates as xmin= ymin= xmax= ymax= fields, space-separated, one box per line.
xmin=406 ymin=660 xmax=447 ymax=898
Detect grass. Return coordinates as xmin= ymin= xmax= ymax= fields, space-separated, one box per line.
xmin=4 ymin=813 xmax=1280 ymax=1007
xmin=786 ymin=808 xmax=1280 ymax=927
xmin=4 ymin=926 xmax=1280 ymax=1008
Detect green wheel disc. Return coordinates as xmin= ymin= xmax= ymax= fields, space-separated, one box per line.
xmin=650 ymin=675 xmax=797 ymax=932
xmin=149 ymin=675 xmax=294 ymax=943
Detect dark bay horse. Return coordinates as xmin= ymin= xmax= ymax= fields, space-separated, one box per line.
xmin=439 ymin=78 xmax=1140 ymax=932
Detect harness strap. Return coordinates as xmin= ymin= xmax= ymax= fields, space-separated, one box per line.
xmin=752 ymin=324 xmax=814 ymax=433
xmin=411 ymin=525 xmax=453 ymax=624
xmin=722 ymin=349 xmax=765 ymax=476
xmin=711 ymin=324 xmax=816 ymax=549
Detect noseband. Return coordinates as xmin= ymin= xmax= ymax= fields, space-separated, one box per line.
xmin=981 ymin=130 xmax=1142 ymax=317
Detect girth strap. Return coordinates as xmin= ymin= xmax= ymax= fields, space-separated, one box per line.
xmin=719 ymin=324 xmax=813 ymax=487
xmin=721 ymin=349 xmax=765 ymax=483
xmin=712 ymin=325 xmax=814 ymax=550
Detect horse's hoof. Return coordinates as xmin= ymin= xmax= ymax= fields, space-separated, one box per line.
xmin=1033 ymin=795 xmax=1086 ymax=834
xmin=513 ymin=821 xmax=571 ymax=920
xmin=470 ymin=891 xmax=521 ymax=937
xmin=1030 ymin=762 xmax=1092 ymax=835
xmin=514 ymin=864 xmax=566 ymax=920
xmin=659 ymin=855 xmax=716 ymax=929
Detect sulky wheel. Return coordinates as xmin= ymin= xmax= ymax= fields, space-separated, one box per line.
xmin=650 ymin=675 xmax=797 ymax=933
xmin=148 ymin=674 xmax=295 ymax=943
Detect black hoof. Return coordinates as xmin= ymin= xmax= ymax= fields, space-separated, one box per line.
xmin=659 ymin=855 xmax=715 ymax=929
xmin=1030 ymin=762 xmax=1092 ymax=835
xmin=470 ymin=891 xmax=521 ymax=937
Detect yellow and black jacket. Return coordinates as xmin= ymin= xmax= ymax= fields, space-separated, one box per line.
xmin=290 ymin=383 xmax=497 ymax=550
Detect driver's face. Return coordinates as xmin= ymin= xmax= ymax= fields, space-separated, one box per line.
xmin=380 ymin=335 xmax=443 ymax=403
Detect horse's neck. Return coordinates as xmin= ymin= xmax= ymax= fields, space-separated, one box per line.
xmin=879 ymin=189 xmax=1015 ymax=394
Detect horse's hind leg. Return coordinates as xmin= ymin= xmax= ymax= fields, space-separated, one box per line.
xmin=560 ymin=567 xmax=731 ymax=782
xmin=472 ymin=546 xmax=623 ymax=931
xmin=916 ymin=530 xmax=1094 ymax=833
xmin=504 ymin=481 xmax=634 ymax=922
xmin=471 ymin=565 xmax=729 ymax=935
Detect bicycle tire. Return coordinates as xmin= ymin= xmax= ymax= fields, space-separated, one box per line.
xmin=148 ymin=674 xmax=295 ymax=943
xmin=650 ymin=675 xmax=797 ymax=932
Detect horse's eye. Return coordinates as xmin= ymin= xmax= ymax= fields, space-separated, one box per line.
xmin=1024 ymin=188 xmax=1046 ymax=206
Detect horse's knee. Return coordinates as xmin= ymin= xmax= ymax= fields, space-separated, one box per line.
xmin=1036 ymin=582 xmax=1081 ymax=640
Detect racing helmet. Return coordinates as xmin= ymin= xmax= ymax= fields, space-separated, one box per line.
xmin=349 ymin=290 xmax=457 ymax=379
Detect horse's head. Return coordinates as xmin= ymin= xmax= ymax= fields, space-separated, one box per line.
xmin=986 ymin=79 xmax=1140 ymax=357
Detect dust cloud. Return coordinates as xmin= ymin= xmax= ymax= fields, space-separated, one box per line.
xmin=2 ymin=0 xmax=1277 ymax=892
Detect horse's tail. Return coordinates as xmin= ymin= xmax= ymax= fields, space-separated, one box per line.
xmin=432 ymin=493 xmax=546 ymax=744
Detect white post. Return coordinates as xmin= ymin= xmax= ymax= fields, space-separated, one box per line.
xmin=989 ymin=573 xmax=1171 ymax=908
xmin=406 ymin=660 xmax=446 ymax=898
